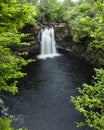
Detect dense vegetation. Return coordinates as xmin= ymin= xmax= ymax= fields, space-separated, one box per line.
xmin=0 ymin=0 xmax=36 ymax=129
xmin=64 ymin=0 xmax=104 ymax=48
xmin=63 ymin=0 xmax=104 ymax=130
xmin=71 ymin=68 xmax=104 ymax=130
xmin=37 ymin=0 xmax=64 ymax=23
xmin=0 ymin=0 xmax=104 ymax=130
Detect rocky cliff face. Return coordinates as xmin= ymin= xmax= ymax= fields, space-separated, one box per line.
xmin=11 ymin=23 xmax=104 ymax=67
xmin=10 ymin=23 xmax=40 ymax=57
xmin=55 ymin=23 xmax=104 ymax=67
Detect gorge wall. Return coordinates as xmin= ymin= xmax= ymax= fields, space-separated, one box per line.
xmin=11 ymin=23 xmax=104 ymax=67
xmin=55 ymin=23 xmax=104 ymax=67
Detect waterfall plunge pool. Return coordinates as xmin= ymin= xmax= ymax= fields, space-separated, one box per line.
xmin=2 ymin=50 xmax=94 ymax=130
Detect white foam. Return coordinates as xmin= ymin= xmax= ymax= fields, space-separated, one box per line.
xmin=37 ymin=53 xmax=61 ymax=60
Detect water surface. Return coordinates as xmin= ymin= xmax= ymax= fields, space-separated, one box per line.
xmin=4 ymin=51 xmax=94 ymax=130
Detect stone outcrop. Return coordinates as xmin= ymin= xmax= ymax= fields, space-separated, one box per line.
xmin=11 ymin=22 xmax=104 ymax=67
xmin=10 ymin=23 xmax=40 ymax=57
xmin=55 ymin=23 xmax=104 ymax=67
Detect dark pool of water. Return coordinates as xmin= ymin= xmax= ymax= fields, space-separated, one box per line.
xmin=4 ymin=51 xmax=94 ymax=130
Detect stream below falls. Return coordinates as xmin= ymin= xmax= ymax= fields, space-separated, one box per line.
xmin=3 ymin=50 xmax=94 ymax=130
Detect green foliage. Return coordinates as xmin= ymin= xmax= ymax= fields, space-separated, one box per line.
xmin=0 ymin=46 xmax=27 ymax=94
xmin=0 ymin=0 xmax=36 ymax=94
xmin=64 ymin=1 xmax=96 ymax=42
xmin=0 ymin=116 xmax=26 ymax=130
xmin=0 ymin=0 xmax=36 ymax=129
xmin=64 ymin=0 xmax=104 ymax=48
xmin=71 ymin=68 xmax=104 ymax=130
xmin=17 ymin=0 xmax=38 ymax=5
xmin=0 ymin=117 xmax=14 ymax=130
xmin=0 ymin=101 xmax=13 ymax=130
xmin=37 ymin=0 xmax=65 ymax=24
xmin=79 ymin=0 xmax=104 ymax=48
xmin=64 ymin=1 xmax=104 ymax=130
xmin=63 ymin=0 xmax=73 ymax=9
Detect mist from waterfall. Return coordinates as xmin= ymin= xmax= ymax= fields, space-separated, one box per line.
xmin=38 ymin=27 xmax=60 ymax=59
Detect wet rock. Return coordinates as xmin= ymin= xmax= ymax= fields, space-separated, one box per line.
xmin=55 ymin=23 xmax=104 ymax=67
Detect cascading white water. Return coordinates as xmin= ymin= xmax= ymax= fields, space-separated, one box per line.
xmin=38 ymin=27 xmax=60 ymax=59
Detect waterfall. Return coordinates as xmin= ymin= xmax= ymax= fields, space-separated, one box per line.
xmin=38 ymin=27 xmax=60 ymax=59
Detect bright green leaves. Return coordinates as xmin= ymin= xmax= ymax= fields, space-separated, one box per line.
xmin=89 ymin=13 xmax=104 ymax=48
xmin=0 ymin=46 xmax=26 ymax=94
xmin=68 ymin=2 xmax=104 ymax=127
xmin=64 ymin=0 xmax=104 ymax=48
xmin=0 ymin=45 xmax=34 ymax=94
xmin=80 ymin=12 xmax=104 ymax=48
xmin=0 ymin=2 xmax=36 ymax=32
xmin=94 ymin=0 xmax=104 ymax=11
xmin=0 ymin=117 xmax=14 ymax=130
xmin=64 ymin=2 xmax=93 ymax=42
xmin=0 ymin=0 xmax=37 ymax=129
xmin=0 ymin=0 xmax=36 ymax=93
xmin=37 ymin=0 xmax=64 ymax=24
xmin=71 ymin=68 xmax=104 ymax=130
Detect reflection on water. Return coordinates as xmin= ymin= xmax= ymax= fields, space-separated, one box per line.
xmin=3 ymin=51 xmax=94 ymax=130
